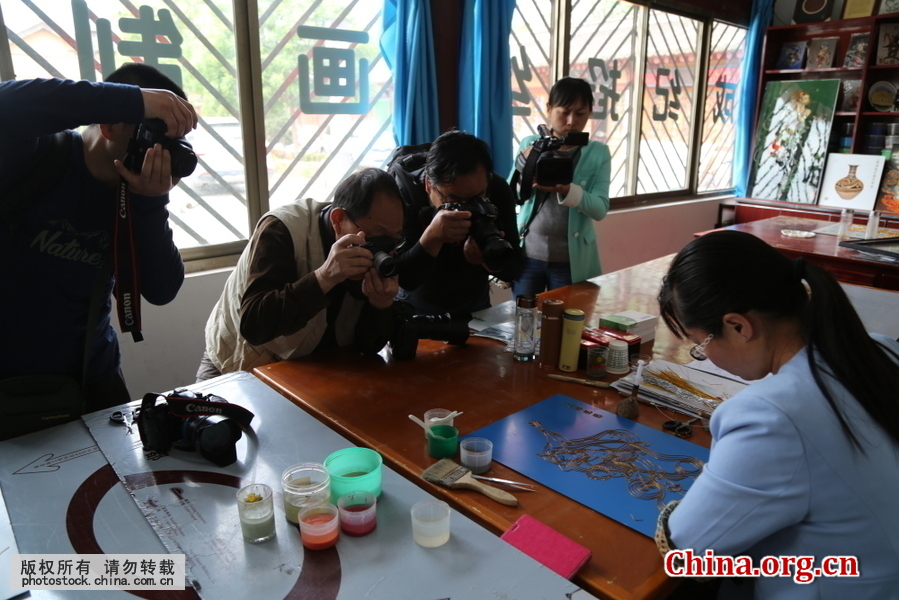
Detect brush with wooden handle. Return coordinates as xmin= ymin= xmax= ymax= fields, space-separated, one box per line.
xmin=422 ymin=459 xmax=519 ymax=507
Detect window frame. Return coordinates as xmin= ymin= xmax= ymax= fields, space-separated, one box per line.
xmin=545 ymin=0 xmax=745 ymax=211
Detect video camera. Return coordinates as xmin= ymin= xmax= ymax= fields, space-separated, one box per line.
xmin=438 ymin=198 xmax=515 ymax=272
xmin=512 ymin=124 xmax=589 ymax=203
xmin=389 ymin=301 xmax=470 ymax=360
xmin=136 ymin=388 xmax=254 ymax=467
xmin=123 ymin=118 xmax=198 ymax=178
xmin=351 ymin=236 xmax=399 ymax=278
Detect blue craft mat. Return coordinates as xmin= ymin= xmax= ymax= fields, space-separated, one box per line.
xmin=467 ymin=394 xmax=710 ymax=538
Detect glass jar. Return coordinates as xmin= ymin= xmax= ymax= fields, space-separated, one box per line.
xmin=281 ymin=463 xmax=331 ymax=524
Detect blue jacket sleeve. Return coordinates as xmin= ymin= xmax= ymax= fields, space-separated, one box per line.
xmin=0 ymin=78 xmax=144 ymax=185
xmin=131 ymin=193 xmax=184 ymax=306
xmin=668 ymin=393 xmax=809 ymax=555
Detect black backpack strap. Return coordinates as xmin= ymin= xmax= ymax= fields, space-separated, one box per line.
xmin=0 ymin=130 xmax=73 ymax=226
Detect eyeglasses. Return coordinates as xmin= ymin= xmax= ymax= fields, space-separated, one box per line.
xmin=344 ymin=212 xmax=404 ymax=250
xmin=689 ymin=334 xmax=714 ymax=361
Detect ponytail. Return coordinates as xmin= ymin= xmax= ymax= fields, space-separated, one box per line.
xmin=798 ymin=259 xmax=899 ymax=449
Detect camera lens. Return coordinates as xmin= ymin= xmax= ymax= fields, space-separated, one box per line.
xmin=371 ymin=251 xmax=398 ymax=277
xmin=165 ymin=139 xmax=198 ymax=178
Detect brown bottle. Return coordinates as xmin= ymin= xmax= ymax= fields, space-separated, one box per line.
xmin=539 ymin=299 xmax=565 ymax=368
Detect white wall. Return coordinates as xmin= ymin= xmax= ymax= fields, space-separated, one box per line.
xmin=121 ymin=198 xmax=723 ymax=396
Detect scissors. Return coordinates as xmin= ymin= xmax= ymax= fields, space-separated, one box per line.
xmin=663 ymin=418 xmax=698 ymax=438
xmin=110 ymin=409 xmax=137 ymax=435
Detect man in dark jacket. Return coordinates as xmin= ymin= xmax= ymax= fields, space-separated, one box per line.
xmin=388 ymin=130 xmax=522 ymax=317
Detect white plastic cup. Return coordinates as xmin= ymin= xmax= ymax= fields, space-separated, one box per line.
xmin=459 ymin=437 xmax=493 ymax=474
xmin=337 ymin=491 xmax=377 ymax=537
xmin=606 ymin=340 xmax=630 ymax=374
xmin=236 ymin=483 xmax=276 ymax=544
xmin=297 ymin=502 xmax=339 ymax=550
xmin=423 ymin=408 xmax=454 ymax=439
xmin=411 ymin=499 xmax=451 ymax=548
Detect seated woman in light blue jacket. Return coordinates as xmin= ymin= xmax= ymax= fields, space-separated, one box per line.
xmin=510 ymin=77 xmax=611 ymax=296
xmin=655 ymin=230 xmax=899 ymax=599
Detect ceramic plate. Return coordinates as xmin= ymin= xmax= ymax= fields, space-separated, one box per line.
xmin=781 ymin=229 xmax=816 ymax=238
xmin=868 ymin=81 xmax=897 ymax=112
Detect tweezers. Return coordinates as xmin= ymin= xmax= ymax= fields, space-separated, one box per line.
xmin=471 ymin=475 xmax=537 ymax=491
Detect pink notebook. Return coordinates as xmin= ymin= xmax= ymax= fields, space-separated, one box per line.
xmin=500 ymin=514 xmax=592 ymax=579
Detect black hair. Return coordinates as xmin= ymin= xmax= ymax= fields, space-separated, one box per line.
xmin=658 ymin=230 xmax=899 ymax=449
xmin=548 ymin=77 xmax=594 ymax=110
xmin=425 ymin=130 xmax=493 ymax=186
xmin=104 ymin=62 xmax=187 ymax=100
xmin=333 ymin=167 xmax=401 ymax=220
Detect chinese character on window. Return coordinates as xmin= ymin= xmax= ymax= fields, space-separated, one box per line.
xmin=297 ymin=25 xmax=370 ymax=115
xmin=588 ymin=58 xmax=622 ymax=122
xmin=713 ymin=76 xmax=737 ymax=124
xmin=511 ymin=45 xmax=533 ymax=117
xmin=652 ymin=67 xmax=683 ymax=122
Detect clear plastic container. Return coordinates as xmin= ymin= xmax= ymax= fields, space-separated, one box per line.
xmin=281 ymin=463 xmax=330 ymax=524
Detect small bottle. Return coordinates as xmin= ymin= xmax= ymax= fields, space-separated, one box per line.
xmin=558 ymin=309 xmax=586 ymax=372
xmin=606 ymin=340 xmax=630 ymax=375
xmin=837 ymin=208 xmax=855 ymax=237
xmin=866 ymin=210 xmax=881 ymax=239
xmin=514 ymin=294 xmax=538 ymax=362
xmin=538 ymin=299 xmax=565 ymax=367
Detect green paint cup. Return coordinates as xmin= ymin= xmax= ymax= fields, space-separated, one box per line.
xmin=427 ymin=425 xmax=459 ymax=459
xmin=324 ymin=447 xmax=383 ymax=503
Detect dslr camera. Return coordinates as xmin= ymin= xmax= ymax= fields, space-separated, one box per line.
xmin=136 ymin=388 xmax=254 ymax=467
xmin=351 ymin=236 xmax=399 ymax=277
xmin=123 ymin=118 xmax=198 ymax=178
xmin=438 ymin=198 xmax=515 ymax=272
xmin=389 ymin=301 xmax=470 ymax=360
xmin=512 ymin=124 xmax=589 ymax=203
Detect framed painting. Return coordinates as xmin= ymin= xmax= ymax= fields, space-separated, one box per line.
xmin=748 ymin=79 xmax=841 ymax=203
xmin=817 ymin=153 xmax=886 ymax=210
xmin=877 ymin=23 xmax=899 ymax=64
xmin=843 ymin=0 xmax=878 ymax=18
xmin=776 ymin=41 xmax=808 ymax=69
xmin=844 ymin=32 xmax=871 ymax=68
xmin=880 ymin=0 xmax=899 ymax=14
xmin=793 ymin=0 xmax=836 ymax=22
xmin=807 ymin=37 xmax=839 ymax=68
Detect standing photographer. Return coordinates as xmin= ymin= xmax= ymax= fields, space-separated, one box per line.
xmin=0 ymin=64 xmax=196 ymax=434
xmin=388 ymin=130 xmax=522 ymax=317
xmin=511 ymin=77 xmax=611 ymax=296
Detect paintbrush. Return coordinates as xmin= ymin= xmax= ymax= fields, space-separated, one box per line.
xmin=548 ymin=374 xmax=611 ymax=389
xmin=422 ymin=459 xmax=519 ymax=506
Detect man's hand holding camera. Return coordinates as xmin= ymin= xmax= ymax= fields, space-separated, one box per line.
xmin=419 ymin=209 xmax=471 ymax=257
xmin=114 ymin=143 xmax=176 ymax=196
xmin=315 ymin=232 xmax=398 ymax=307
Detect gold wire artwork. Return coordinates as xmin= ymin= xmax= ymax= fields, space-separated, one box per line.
xmin=529 ymin=420 xmax=705 ymax=509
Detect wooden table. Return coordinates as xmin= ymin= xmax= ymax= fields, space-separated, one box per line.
xmin=706 ymin=215 xmax=899 ymax=291
xmin=255 ymin=255 xmax=709 ymax=600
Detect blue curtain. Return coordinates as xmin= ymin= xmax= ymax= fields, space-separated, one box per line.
xmin=458 ymin=0 xmax=516 ymax=176
xmin=380 ymin=0 xmax=440 ymax=146
xmin=734 ymin=0 xmax=775 ymax=196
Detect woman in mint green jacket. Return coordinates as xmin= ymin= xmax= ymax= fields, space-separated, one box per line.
xmin=510 ymin=77 xmax=611 ymax=296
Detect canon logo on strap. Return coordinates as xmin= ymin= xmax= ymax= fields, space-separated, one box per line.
xmin=184 ymin=403 xmax=223 ymax=414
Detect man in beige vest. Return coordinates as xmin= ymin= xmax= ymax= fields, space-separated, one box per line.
xmin=197 ymin=168 xmax=404 ymax=378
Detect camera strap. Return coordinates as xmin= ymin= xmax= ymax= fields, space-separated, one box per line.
xmin=113 ymin=178 xmax=143 ymax=342
xmin=160 ymin=394 xmax=255 ymax=429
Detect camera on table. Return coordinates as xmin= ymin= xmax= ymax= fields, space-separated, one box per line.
xmin=136 ymin=388 xmax=254 ymax=467
xmin=390 ymin=301 xmax=470 ymax=360
xmin=438 ymin=198 xmax=515 ymax=272
xmin=513 ymin=124 xmax=589 ymax=203
xmin=123 ymin=118 xmax=198 ymax=178
xmin=351 ymin=236 xmax=399 ymax=277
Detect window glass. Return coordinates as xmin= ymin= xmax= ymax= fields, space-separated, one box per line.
xmin=637 ymin=10 xmax=703 ymax=195
xmin=569 ymin=0 xmax=642 ymax=198
xmin=510 ymin=0 xmax=553 ymax=153
xmin=262 ymin=0 xmax=394 ymax=210
xmin=5 ymin=0 xmax=247 ymax=248
xmin=698 ymin=21 xmax=745 ymax=193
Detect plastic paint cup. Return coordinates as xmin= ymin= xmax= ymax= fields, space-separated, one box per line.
xmin=423 ymin=408 xmax=455 ymax=439
xmin=411 ymin=499 xmax=451 ymax=548
xmin=298 ymin=502 xmax=339 ymax=550
xmin=459 ymin=437 xmax=493 ymax=474
xmin=281 ymin=463 xmax=331 ymax=524
xmin=324 ymin=447 xmax=383 ymax=503
xmin=427 ymin=425 xmax=459 ymax=459
xmin=337 ymin=491 xmax=377 ymax=537
xmin=236 ymin=483 xmax=276 ymax=544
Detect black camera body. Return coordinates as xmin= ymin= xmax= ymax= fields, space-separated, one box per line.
xmin=124 ymin=118 xmax=198 ymax=178
xmin=390 ymin=301 xmax=470 ymax=360
xmin=513 ymin=125 xmax=589 ymax=203
xmin=439 ymin=198 xmax=515 ymax=272
xmin=136 ymin=388 xmax=254 ymax=467
xmin=352 ymin=237 xmax=398 ymax=277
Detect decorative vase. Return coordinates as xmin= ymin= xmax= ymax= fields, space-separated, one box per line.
xmin=835 ymin=165 xmax=864 ymax=200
